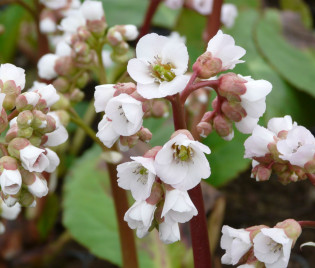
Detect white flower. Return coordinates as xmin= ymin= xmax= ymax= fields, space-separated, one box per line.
xmin=55 ymin=41 xmax=72 ymax=57
xmin=28 ymin=175 xmax=49 ymax=198
xmin=0 ymin=63 xmax=25 ymax=90
xmin=235 ymin=75 xmax=272 ymax=134
xmin=44 ymin=149 xmax=60 ymax=173
xmin=20 ymin=145 xmax=50 ymax=172
xmin=169 ymin=32 xmax=186 ymax=44
xmin=1 ymin=202 xmax=21 ymax=220
xmin=164 ymin=0 xmax=184 ymax=9
xmin=220 ymin=225 xmax=252 ymax=265
xmin=29 ymin=81 xmax=48 ymax=92
xmin=159 ymin=220 xmax=180 ymax=244
xmin=191 ymin=0 xmax=213 ymax=15
xmin=44 ymin=112 xmax=68 ymax=147
xmin=161 ymin=189 xmax=197 ymax=223
xmin=102 ymin=50 xmax=114 ymax=68
xmin=221 ymin=4 xmax=238 ymax=28
xmin=124 ymin=200 xmax=156 ymax=238
xmin=96 ymin=116 xmax=120 ymax=148
xmin=59 ymin=10 xmax=86 ymax=34
xmin=206 ymin=30 xmax=245 ymax=71
xmin=267 ymin=115 xmax=296 ymax=136
xmin=244 ymin=126 xmax=275 ymax=158
xmin=155 ymin=133 xmax=211 ymax=190
xmin=37 ymin=54 xmax=58 ymax=80
xmin=277 ymin=126 xmax=315 ymax=167
xmin=123 ymin=25 xmax=139 ymax=41
xmin=253 ymin=228 xmax=293 ymax=268
xmin=105 ymin=93 xmax=144 ymax=136
xmin=117 ymin=156 xmax=156 ymax=201
xmin=0 ymin=169 xmax=22 ymax=195
xmin=94 ymin=84 xmax=116 ymax=113
xmin=80 ymin=0 xmax=104 ymax=21
xmin=37 ymin=84 xmax=60 ymax=107
xmin=40 ymin=0 xmax=68 ymax=10
xmin=40 ymin=18 xmax=57 ymax=33
xmin=127 ymin=33 xmax=190 ymax=99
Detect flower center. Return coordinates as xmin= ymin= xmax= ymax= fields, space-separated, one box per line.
xmin=133 ymin=165 xmax=148 ymax=185
xmin=173 ymin=145 xmax=193 ymax=162
xmin=292 ymin=141 xmax=303 ymax=153
xmin=118 ymin=105 xmax=129 ymax=123
xmin=150 ymin=56 xmax=175 ymax=83
xmin=268 ymin=240 xmax=283 ymax=254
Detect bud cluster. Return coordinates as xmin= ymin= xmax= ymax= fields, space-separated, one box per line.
xmin=0 ymin=63 xmax=68 ymax=210
xmin=220 ymin=219 xmax=302 ymax=267
xmin=244 ymin=115 xmax=315 ymax=184
xmin=118 ymin=130 xmax=211 ymax=244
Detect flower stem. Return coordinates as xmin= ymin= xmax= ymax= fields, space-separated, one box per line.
xmin=8 ymin=109 xmax=18 ymax=121
xmin=204 ymin=0 xmax=223 ymax=42
xmin=0 ymin=144 xmax=8 ymax=156
xmin=138 ymin=0 xmax=162 ymax=40
xmin=107 ymin=163 xmax=139 ymax=268
xmin=171 ymin=94 xmax=212 ymax=268
xmin=298 ymin=221 xmax=315 ymax=229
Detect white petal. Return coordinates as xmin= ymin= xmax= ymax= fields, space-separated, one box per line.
xmin=127 ymin=58 xmax=155 ymax=85
xmin=80 ymin=0 xmax=104 ymax=21
xmin=235 ymin=116 xmax=259 ymax=134
xmin=96 ymin=116 xmax=120 ymax=148
xmin=37 ymin=54 xmax=58 ymax=80
xmin=0 ymin=63 xmax=25 ymax=89
xmin=241 ymin=79 xmax=272 ymax=102
xmin=94 ymin=84 xmax=116 ymax=113
xmin=267 ymin=115 xmax=294 ymax=135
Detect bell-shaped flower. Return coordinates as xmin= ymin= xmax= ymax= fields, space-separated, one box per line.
xmin=161 ymin=189 xmax=197 ymax=223
xmin=277 ymin=126 xmax=315 ymax=167
xmin=37 ymin=84 xmax=60 ymax=108
xmin=221 ymin=4 xmax=238 ymax=28
xmin=127 ymin=33 xmax=189 ymax=99
xmin=253 ymin=228 xmax=293 ymax=268
xmin=159 ymin=220 xmax=180 ymax=244
xmin=235 ymin=75 xmax=272 ymax=134
xmin=105 ymin=93 xmax=144 ymax=136
xmin=0 ymin=156 xmax=22 ymax=196
xmin=0 ymin=63 xmax=25 ymax=90
xmin=40 ymin=17 xmax=57 ymax=34
xmin=206 ymin=30 xmax=245 ymax=71
xmin=44 ymin=112 xmax=68 ymax=147
xmin=37 ymin=54 xmax=59 ymax=80
xmin=44 ymin=148 xmax=60 ymax=173
xmin=155 ymin=133 xmax=211 ymax=190
xmin=124 ymin=200 xmax=156 ymax=238
xmin=220 ymin=225 xmax=252 ymax=265
xmin=20 ymin=145 xmax=50 ymax=173
xmin=28 ymin=174 xmax=49 ymax=198
xmin=190 ymin=0 xmax=213 ymax=15
xmin=96 ymin=116 xmax=120 ymax=148
xmin=1 ymin=202 xmax=21 ymax=220
xmin=59 ymin=9 xmax=86 ymax=34
xmin=80 ymin=0 xmax=104 ymax=21
xmin=94 ymin=84 xmax=116 ymax=113
xmin=117 ymin=156 xmax=156 ymax=201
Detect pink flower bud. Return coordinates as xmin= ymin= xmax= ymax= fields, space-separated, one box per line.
xmin=113 ymin=82 xmax=136 ymax=96
xmin=275 ymin=219 xmax=301 ymax=246
xmin=171 ymin=129 xmax=194 ymax=140
xmin=107 ymin=27 xmax=123 ymax=46
xmin=15 ymin=92 xmax=40 ymax=111
xmin=70 ymin=88 xmax=85 ymax=103
xmin=246 ymin=225 xmax=269 ymax=242
xmin=32 ymin=110 xmax=47 ymax=129
xmin=218 ymin=73 xmax=246 ymax=101
xmin=5 ymin=124 xmax=18 ymax=142
xmin=196 ymin=122 xmax=212 ymax=138
xmin=77 ymin=26 xmax=92 ymax=42
xmin=86 ymin=18 xmax=107 ymax=36
xmin=151 ymin=100 xmax=169 ymax=118
xmin=8 ymin=137 xmax=30 ymax=158
xmin=17 ymin=110 xmax=33 ymax=129
xmin=2 ymin=80 xmax=21 ymax=110
xmin=53 ymin=77 xmax=69 ymax=93
xmin=0 ymin=108 xmax=8 ymax=133
xmin=55 ymin=56 xmax=74 ymax=76
xmin=138 ymin=127 xmax=152 ymax=142
xmin=252 ymin=164 xmax=272 ymax=181
xmin=213 ymin=114 xmax=233 ymax=139
xmin=221 ymin=100 xmax=246 ymax=122
xmin=201 ymin=111 xmax=214 ymax=123
xmin=193 ymin=51 xmax=222 ymax=79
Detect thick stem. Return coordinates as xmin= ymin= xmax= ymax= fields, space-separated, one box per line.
xmin=298 ymin=221 xmax=315 ymax=229
xmin=171 ymin=95 xmax=212 ymax=268
xmin=204 ymin=0 xmax=223 ymax=42
xmin=138 ymin=0 xmax=162 ymax=40
xmin=96 ymin=44 xmax=107 ymax=84
xmin=0 ymin=144 xmax=8 ymax=156
xmin=107 ymin=163 xmax=139 ymax=268
xmin=35 ymin=1 xmax=49 ymax=59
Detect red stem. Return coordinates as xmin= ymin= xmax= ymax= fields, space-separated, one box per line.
xmin=204 ymin=0 xmax=223 ymax=42
xmin=298 ymin=221 xmax=315 ymax=229
xmin=171 ymin=95 xmax=212 ymax=268
xmin=35 ymin=1 xmax=50 ymax=59
xmin=138 ymin=0 xmax=162 ymax=41
xmin=107 ymin=163 xmax=139 ymax=268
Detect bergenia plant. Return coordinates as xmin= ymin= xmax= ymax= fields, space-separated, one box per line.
xmin=0 ymin=0 xmax=315 ymax=267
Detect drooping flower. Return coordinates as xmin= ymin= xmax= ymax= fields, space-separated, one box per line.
xmin=124 ymin=200 xmax=156 ymax=238
xmin=94 ymin=84 xmax=116 ymax=113
xmin=253 ymin=228 xmax=293 ymax=268
xmin=221 ymin=4 xmax=238 ymax=28
xmin=27 ymin=174 xmax=49 ymax=198
xmin=44 ymin=148 xmax=60 ymax=173
xmin=220 ymin=225 xmax=252 ymax=265
xmin=96 ymin=116 xmax=120 ymax=148
xmin=0 ymin=157 xmax=22 ymax=196
xmin=127 ymin=33 xmax=189 ymax=99
xmin=117 ymin=156 xmax=156 ymax=201
xmin=44 ymin=112 xmax=69 ymax=147
xmin=0 ymin=63 xmax=26 ymax=90
xmin=159 ymin=220 xmax=180 ymax=244
xmin=1 ymin=201 xmax=21 ymax=220
xmin=155 ymin=132 xmax=211 ymax=190
xmin=19 ymin=144 xmax=50 ymax=173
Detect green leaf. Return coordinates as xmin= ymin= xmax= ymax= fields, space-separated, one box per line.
xmin=255 ymin=10 xmax=315 ymax=98
xmin=37 ymin=193 xmax=59 ymax=240
xmin=0 ymin=5 xmax=27 ymax=62
xmin=63 ymin=146 xmax=184 ymax=267
xmin=204 ymin=131 xmax=250 ymax=187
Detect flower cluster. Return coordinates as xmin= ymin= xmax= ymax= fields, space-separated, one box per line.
xmin=0 ymin=63 xmax=68 ymax=208
xmin=117 ymin=130 xmax=210 ymax=243
xmin=221 ymin=219 xmax=302 ymax=267
xmin=244 ymin=115 xmax=315 ymax=184
xmin=164 ymin=0 xmax=238 ymax=28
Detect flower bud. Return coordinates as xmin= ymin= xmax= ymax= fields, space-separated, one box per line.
xmin=107 ymin=27 xmax=123 ymax=46
xmin=5 ymin=124 xmax=18 ymax=142
xmin=252 ymin=164 xmax=272 ymax=181
xmin=0 ymin=108 xmax=8 ymax=133
xmin=70 ymin=88 xmax=85 ymax=103
xmin=213 ymin=115 xmax=233 ymax=139
xmin=32 ymin=110 xmax=47 ymax=129
xmin=19 ymin=188 xmax=35 ymax=207
xmin=221 ymin=100 xmax=246 ymax=122
xmin=53 ymin=77 xmax=69 ymax=93
xmin=113 ymin=42 xmax=129 ymax=56
xmin=275 ymin=219 xmax=301 ymax=246
xmin=76 ymin=72 xmax=89 ymax=89
xmin=17 ymin=110 xmax=33 ymax=129
xmin=54 ymin=110 xmax=70 ymax=126
xmin=193 ymin=51 xmax=222 ymax=79
xmin=39 ymin=114 xmax=56 ymax=134
xmin=2 ymin=80 xmax=21 ymax=110
xmin=138 ymin=127 xmax=152 ymax=142
xmin=55 ymin=56 xmax=74 ymax=76
xmin=51 ymin=94 xmax=70 ymax=110
xmin=17 ymin=127 xmax=33 ymax=138
xmin=15 ymin=92 xmax=40 ymax=111
xmin=86 ymin=18 xmax=107 ymax=36
xmin=8 ymin=137 xmax=30 ymax=158
xmin=218 ymin=73 xmax=246 ymax=101
xmin=196 ymin=121 xmax=212 ymax=138
xmin=201 ymin=111 xmax=214 ymax=123
xmin=146 ymin=182 xmax=163 ymax=205
xmin=151 ymin=100 xmax=169 ymax=118
xmin=113 ymin=82 xmax=136 ymax=96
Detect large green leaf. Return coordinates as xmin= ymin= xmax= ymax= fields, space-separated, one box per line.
xmin=255 ymin=10 xmax=315 ymax=98
xmin=63 ymin=146 xmax=185 ymax=267
xmin=0 ymin=5 xmax=27 ymax=62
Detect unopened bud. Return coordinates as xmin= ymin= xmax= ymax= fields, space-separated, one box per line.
xmin=201 ymin=111 xmax=214 ymax=123
xmin=54 ymin=110 xmax=70 ymax=126
xmin=77 ymin=26 xmax=92 ymax=42
xmin=197 ymin=122 xmax=212 ymax=138
xmin=107 ymin=27 xmax=123 ymax=46
xmin=19 ymin=189 xmax=35 ymax=207
xmin=138 ymin=127 xmax=152 ymax=142
xmin=29 ymin=135 xmax=42 ymax=147
xmin=53 ymin=77 xmax=69 ymax=93
xmin=246 ymin=225 xmax=269 ymax=242
xmin=55 ymin=56 xmax=74 ymax=76
xmin=0 ymin=156 xmax=19 ymax=171
xmin=171 ymin=129 xmax=194 ymax=140
xmin=151 ymin=100 xmax=169 ymax=118
xmin=16 ymin=92 xmax=40 ymax=111
xmin=32 ymin=110 xmax=47 ymax=129
xmin=51 ymin=94 xmax=70 ymax=110
xmin=193 ymin=51 xmax=222 ymax=79
xmin=146 ymin=182 xmax=163 ymax=205
xmin=213 ymin=115 xmax=233 ymax=139
xmin=113 ymin=82 xmax=136 ymax=96
xmin=252 ymin=164 xmax=272 ymax=181
xmin=17 ymin=127 xmax=33 ymax=138
xmin=86 ymin=18 xmax=107 ymax=36
xmin=0 ymin=108 xmax=8 ymax=133
xmin=76 ymin=72 xmax=89 ymax=88
xmin=221 ymin=100 xmax=246 ymax=122
xmin=39 ymin=114 xmax=56 ymax=134
xmin=8 ymin=138 xmax=30 ymax=158
xmin=275 ymin=219 xmax=301 ymax=246
xmin=218 ymin=73 xmax=246 ymax=101
xmin=5 ymin=124 xmax=18 ymax=142
xmin=2 ymin=80 xmax=21 ymax=110
xmin=17 ymin=110 xmax=33 ymax=128
xmin=70 ymin=88 xmax=85 ymax=103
